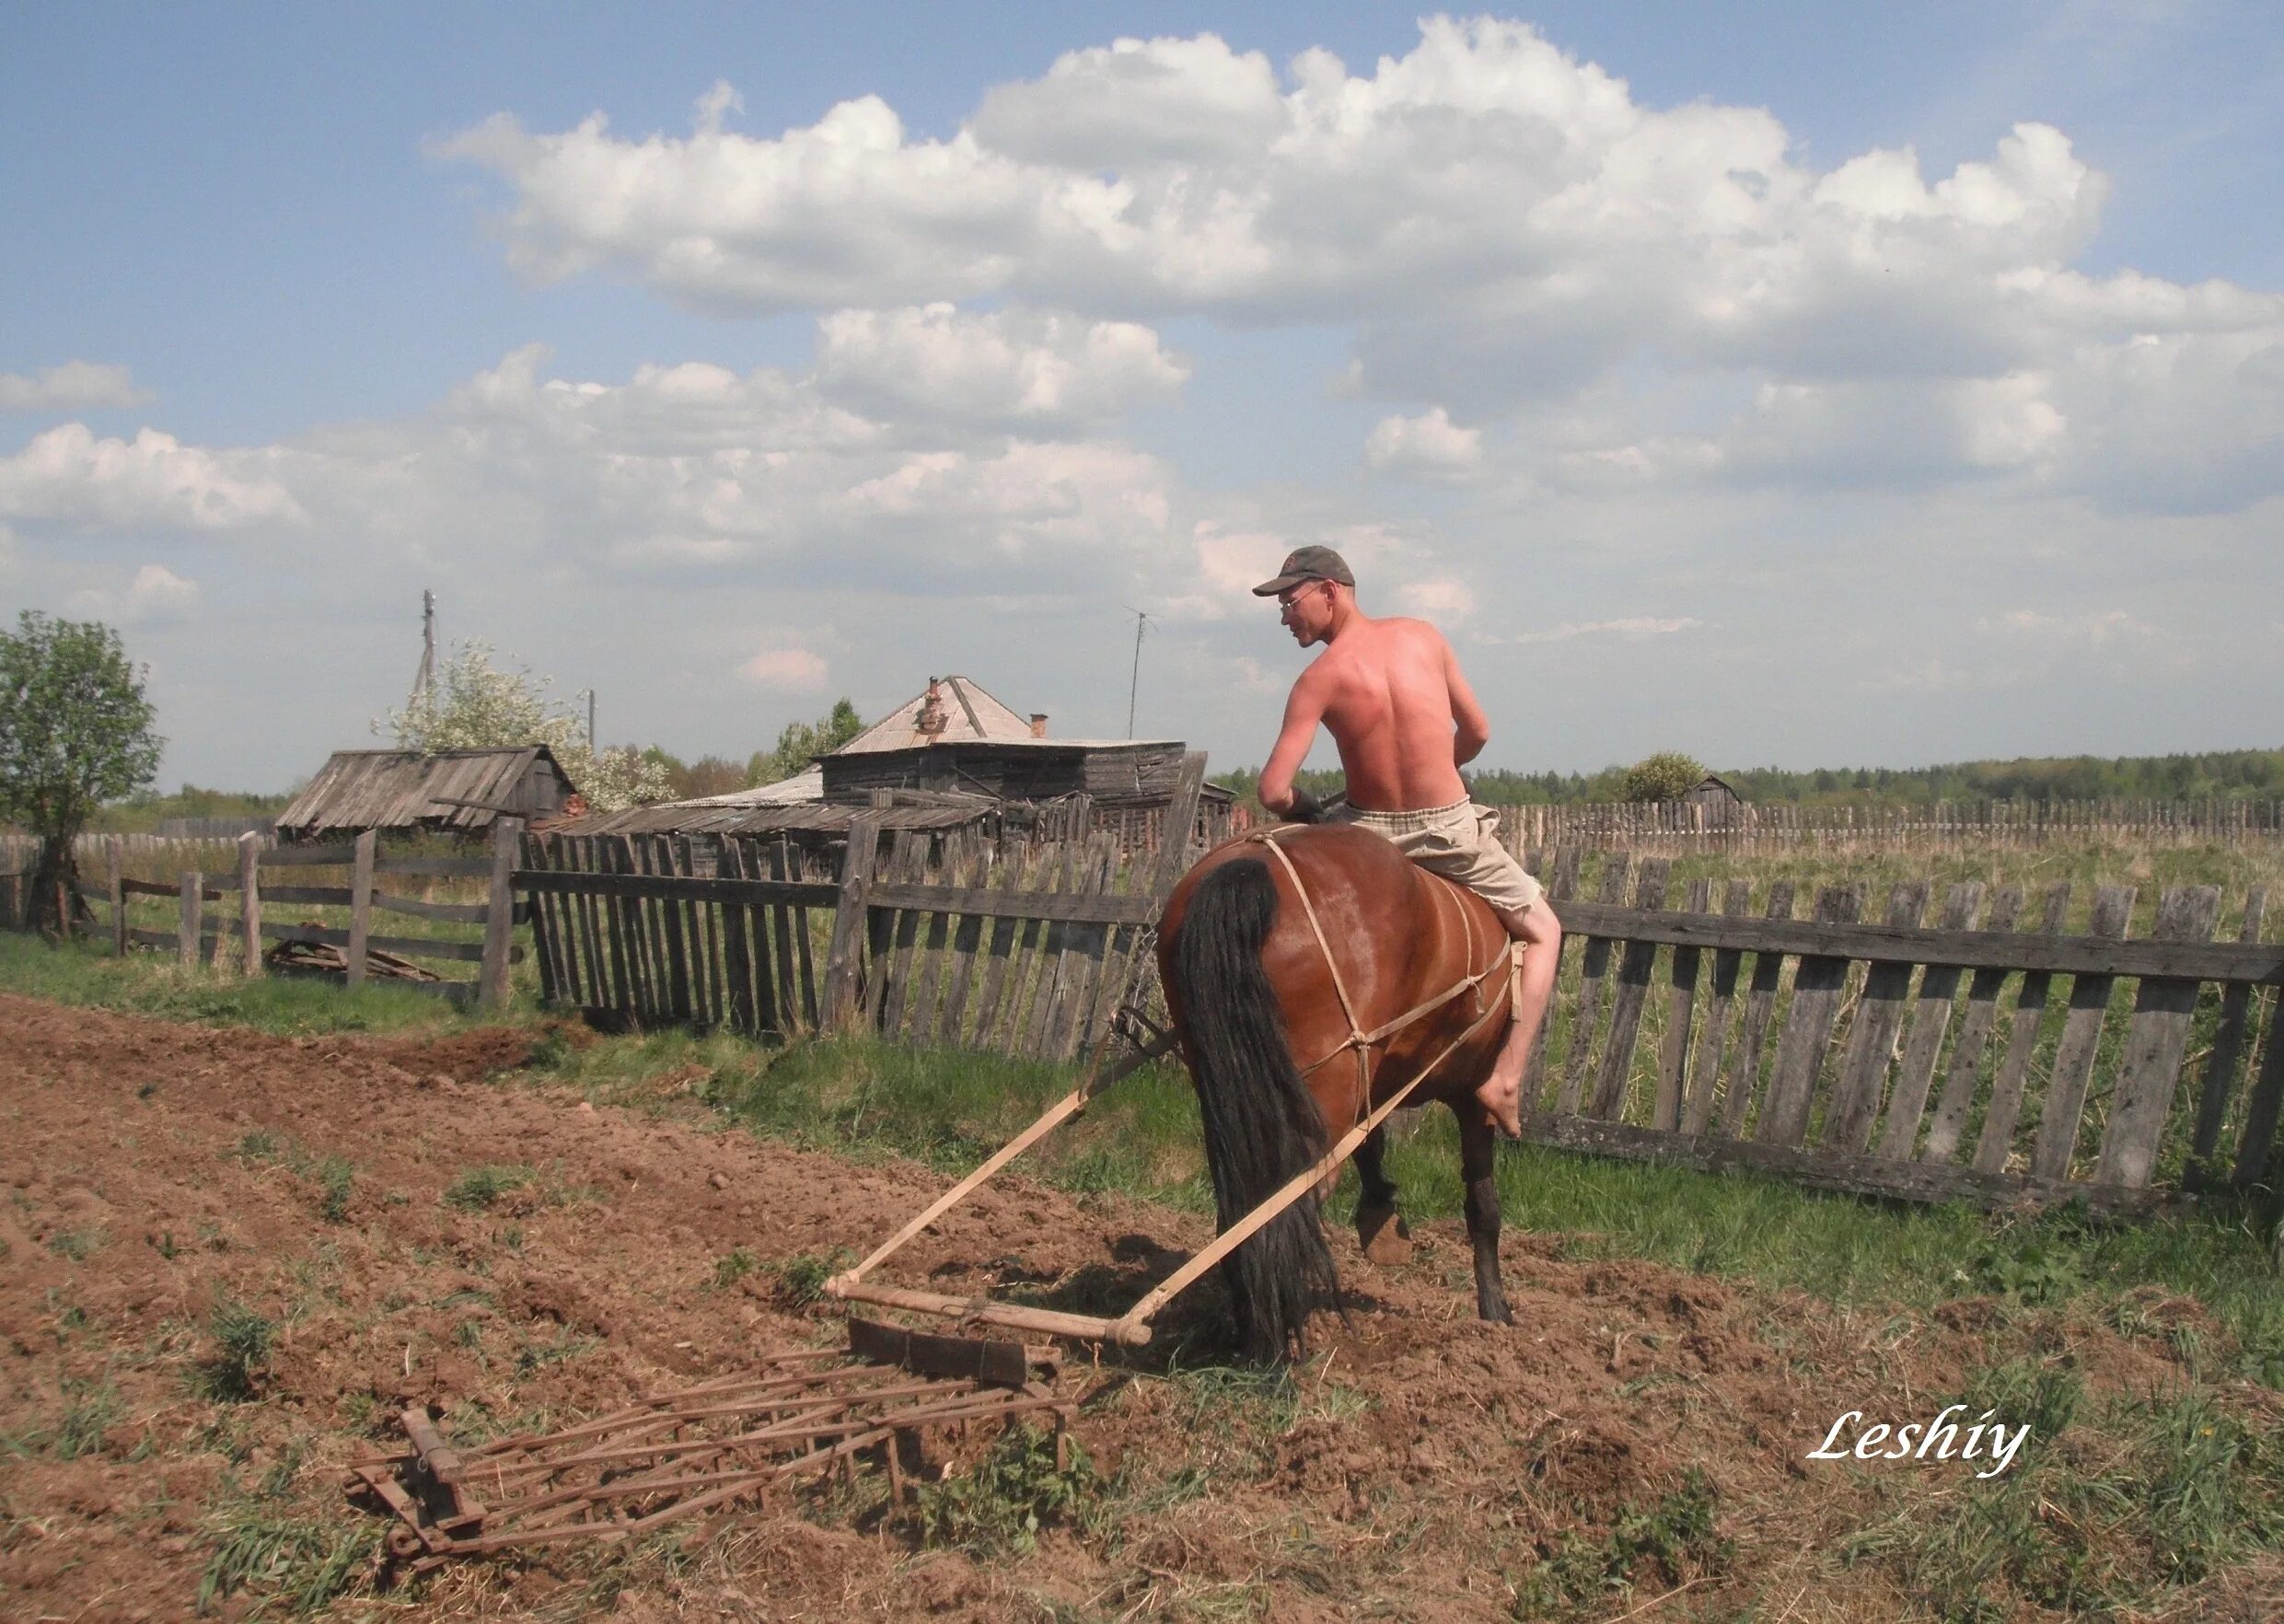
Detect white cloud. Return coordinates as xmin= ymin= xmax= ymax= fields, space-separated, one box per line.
xmin=1490 ymin=616 xmax=1703 ymax=646
xmin=434 ymin=19 xmax=2284 ymax=512
xmin=814 ymin=304 xmax=1187 ymax=429
xmin=1365 ymin=408 xmax=1484 ymax=481
xmin=64 ymin=563 xmax=202 ymax=625
xmin=0 ymin=362 xmax=154 ymax=412
xmin=739 ymin=647 xmax=829 ymax=690
xmin=0 ymin=423 xmax=304 ymax=530
xmin=1396 ymin=576 xmax=1475 ymax=623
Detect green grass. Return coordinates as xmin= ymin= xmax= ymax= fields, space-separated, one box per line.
xmin=0 ymin=930 xmax=517 ymax=1038
xmin=443 ymin=1164 xmax=537 ymax=1212
xmin=198 ymin=1502 xmax=378 ymax=1617
xmin=914 ymin=1422 xmax=1100 ymax=1556
xmin=191 ymin=1295 xmax=275 ymax=1403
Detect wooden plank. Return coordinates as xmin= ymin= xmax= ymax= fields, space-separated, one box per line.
xmin=611 ymin=837 xmax=652 ymax=1029
xmin=874 ymin=831 xmax=928 ymax=1033
xmin=373 ymin=855 xmax=493 ymax=877
xmin=480 ymin=818 xmax=521 ymax=1013
xmin=2098 ymin=887 xmax=2223 ymax=1188
xmin=845 ymin=1317 xmax=1028 ymax=1389
xmin=238 ymin=834 xmax=263 ymax=976
xmin=2231 ymin=990 xmax=2284 ymax=1190
xmin=1921 ymin=887 xmax=2025 ymax=1164
xmin=2027 ymin=886 xmax=2137 ymax=1182
xmin=1650 ymin=876 xmax=1713 ymax=1131
xmin=255 ymin=884 xmax=354 ymax=907
xmin=821 ymin=814 xmax=884 ymax=1030
xmin=766 ymin=841 xmax=803 ymax=1032
xmin=1872 ymin=882 xmax=1985 ymax=1161
xmin=901 ymin=835 xmax=964 ymax=1043
xmin=1048 ymin=838 xmax=1120 ymax=1061
xmin=1756 ymin=885 xmax=1864 ymax=1148
xmin=512 ymin=869 xmax=839 ymax=908
xmin=994 ymin=842 xmax=1065 ymax=1056
xmin=518 ymin=834 xmax=559 ymax=1008
xmin=1719 ymin=882 xmax=1797 ymax=1140
xmin=714 ymin=841 xmax=757 ymax=1036
xmin=346 ymin=829 xmax=377 ymax=993
xmin=1681 ymin=879 xmax=1752 ymax=1135
xmin=1557 ymin=853 xmax=1631 ymax=1116
xmin=262 ymin=842 xmax=359 ymax=867
xmin=126 ymin=927 xmax=181 ymax=951
xmin=967 ymin=842 xmax=1035 ymax=1050
xmin=695 ymin=838 xmax=728 ymax=1031
xmin=106 ymin=836 xmax=125 ymax=957
xmin=1523 ymin=1113 xmax=2167 ymax=1218
xmin=178 ymin=871 xmax=202 ymax=969
xmin=1022 ymin=842 xmax=1087 ymax=1059
xmin=1145 ymin=752 xmax=1209 ymax=899
xmin=1824 ymin=881 xmax=1930 ymax=1153
xmin=1588 ymin=858 xmax=1672 ymax=1120
xmin=1973 ymin=885 xmax=2074 ymax=1174
xmin=1548 ymin=900 xmax=2284 ymax=986
xmin=366 ymin=890 xmax=487 ymax=923
xmin=788 ymin=841 xmax=820 ymax=1029
xmin=1518 ymin=844 xmax=1583 ymax=1116
xmin=857 ymin=881 xmax=1159 ymax=926
xmin=2186 ymin=889 xmax=2267 ymax=1190
xmin=915 ymin=841 xmax=985 ymax=1048
xmin=656 ymin=834 xmax=694 ymax=1027
xmin=121 ymin=876 xmax=195 ymax=898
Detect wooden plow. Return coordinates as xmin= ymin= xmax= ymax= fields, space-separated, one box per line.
xmin=823 ymin=1000 xmax=1470 ymax=1347
xmin=345 ymin=1322 xmax=1068 ymax=1572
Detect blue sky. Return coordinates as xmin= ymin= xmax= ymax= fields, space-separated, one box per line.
xmin=4 ymin=5 xmax=2280 ymax=789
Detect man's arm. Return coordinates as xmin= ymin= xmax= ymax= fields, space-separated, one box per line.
xmin=1258 ymin=675 xmax=1328 ymax=816
xmin=1443 ymin=635 xmax=1490 ymax=766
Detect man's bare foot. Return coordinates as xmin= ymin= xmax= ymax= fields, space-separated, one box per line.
xmin=1475 ymin=1073 xmax=1524 ymax=1139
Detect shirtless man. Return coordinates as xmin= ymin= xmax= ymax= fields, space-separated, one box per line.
xmin=1252 ymin=546 xmax=1561 ymax=1137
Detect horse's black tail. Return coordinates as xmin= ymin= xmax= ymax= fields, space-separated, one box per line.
xmin=1170 ymin=857 xmax=1340 ymax=1363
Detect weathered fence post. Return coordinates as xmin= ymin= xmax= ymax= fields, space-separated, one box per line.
xmin=822 ymin=811 xmax=885 ymax=1029
xmin=344 ymin=829 xmax=377 ymax=992
xmin=179 ymin=871 xmax=202 ymax=967
xmin=106 ymin=834 xmax=125 ymax=957
xmin=237 ymin=831 xmax=262 ymax=976
xmin=479 ymin=818 xmax=522 ymax=1012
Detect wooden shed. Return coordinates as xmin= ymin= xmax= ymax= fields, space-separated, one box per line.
xmin=1683 ymin=773 xmax=1744 ymax=806
xmin=274 ymin=747 xmax=578 ymax=842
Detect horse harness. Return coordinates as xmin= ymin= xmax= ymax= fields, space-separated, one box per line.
xmin=1238 ymin=826 xmax=1525 ymax=1111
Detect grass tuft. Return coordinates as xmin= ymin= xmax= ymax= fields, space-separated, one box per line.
xmin=443 ymin=1164 xmax=535 ymax=1212
xmin=192 ymin=1294 xmax=275 ymax=1403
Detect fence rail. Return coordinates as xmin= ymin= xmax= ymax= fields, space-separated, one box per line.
xmin=1490 ymin=796 xmax=2284 ymax=853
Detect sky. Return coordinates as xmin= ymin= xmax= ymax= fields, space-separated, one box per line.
xmin=3 ymin=3 xmax=2280 ymax=792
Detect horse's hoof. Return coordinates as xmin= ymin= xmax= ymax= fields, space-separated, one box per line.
xmin=1357 ymin=1205 xmax=1413 ymax=1266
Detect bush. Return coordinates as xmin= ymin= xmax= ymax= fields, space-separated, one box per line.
xmin=1619 ymin=752 xmax=1706 ymax=803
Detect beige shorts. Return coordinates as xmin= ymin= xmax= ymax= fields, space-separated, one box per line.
xmin=1331 ymin=796 xmax=1544 ymax=916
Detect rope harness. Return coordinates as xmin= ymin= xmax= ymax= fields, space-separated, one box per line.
xmin=1239 ymin=826 xmax=1525 ymax=1114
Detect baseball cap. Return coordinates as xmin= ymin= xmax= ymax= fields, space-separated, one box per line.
xmin=1251 ymin=546 xmax=1356 ymax=596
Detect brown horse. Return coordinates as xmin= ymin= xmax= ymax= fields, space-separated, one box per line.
xmin=1156 ymin=823 xmax=1522 ymax=1361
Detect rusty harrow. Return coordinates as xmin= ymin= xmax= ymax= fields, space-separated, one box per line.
xmin=345 ymin=1321 xmax=1069 ymax=1571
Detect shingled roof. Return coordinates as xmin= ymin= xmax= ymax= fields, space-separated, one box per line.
xmin=274 ymin=747 xmax=576 ymax=840
xmin=833 ymin=676 xmax=1035 ymax=754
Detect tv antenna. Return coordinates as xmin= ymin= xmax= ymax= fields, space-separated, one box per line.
xmin=1122 ymin=604 xmax=1153 ymax=739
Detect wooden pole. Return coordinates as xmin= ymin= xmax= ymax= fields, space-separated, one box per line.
xmin=106 ymin=834 xmax=125 ymax=957
xmin=479 ymin=818 xmax=521 ymax=1012
xmin=345 ymin=829 xmax=377 ymax=992
xmin=238 ymin=831 xmax=261 ymax=976
xmin=179 ymin=871 xmax=202 ymax=968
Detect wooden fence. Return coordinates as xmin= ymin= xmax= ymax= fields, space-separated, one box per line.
xmin=517 ymin=757 xmax=1208 ymax=1059
xmin=1513 ymin=854 xmax=2282 ymax=1213
xmin=1491 ymin=797 xmax=2284 ymax=853
xmin=31 ymin=828 xmax=524 ymax=1008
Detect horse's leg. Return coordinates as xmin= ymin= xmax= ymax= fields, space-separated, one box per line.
xmin=1352 ymin=1125 xmax=1412 ymax=1265
xmin=1457 ymin=1108 xmax=1513 ymax=1324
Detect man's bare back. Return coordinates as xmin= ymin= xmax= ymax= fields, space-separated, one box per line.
xmin=1249 ymin=547 xmax=1561 ymax=1137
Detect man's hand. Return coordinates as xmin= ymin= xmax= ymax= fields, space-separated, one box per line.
xmin=1279 ymin=785 xmax=1327 ymax=824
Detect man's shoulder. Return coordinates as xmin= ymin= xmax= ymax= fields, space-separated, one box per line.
xmin=1379 ymin=615 xmax=1453 ymax=652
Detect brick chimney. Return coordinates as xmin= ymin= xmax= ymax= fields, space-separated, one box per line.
xmin=916 ymin=679 xmax=946 ymax=736
xmin=1029 ymin=713 xmax=1049 ymax=738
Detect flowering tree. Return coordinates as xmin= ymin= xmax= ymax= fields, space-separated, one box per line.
xmin=1620 ymin=751 xmax=1708 ymax=804
xmin=373 ymin=641 xmax=669 ymax=812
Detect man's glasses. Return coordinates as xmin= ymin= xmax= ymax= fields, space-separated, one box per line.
xmin=1276 ymin=581 xmax=1328 ymax=617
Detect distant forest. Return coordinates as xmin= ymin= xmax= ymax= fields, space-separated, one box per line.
xmin=1212 ymin=748 xmax=2284 ymax=810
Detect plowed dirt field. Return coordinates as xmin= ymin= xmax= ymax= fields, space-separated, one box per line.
xmin=3 ymin=992 xmax=2276 ymax=1621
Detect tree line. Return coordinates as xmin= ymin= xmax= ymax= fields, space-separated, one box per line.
xmin=1213 ymin=747 xmax=2284 ymax=812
